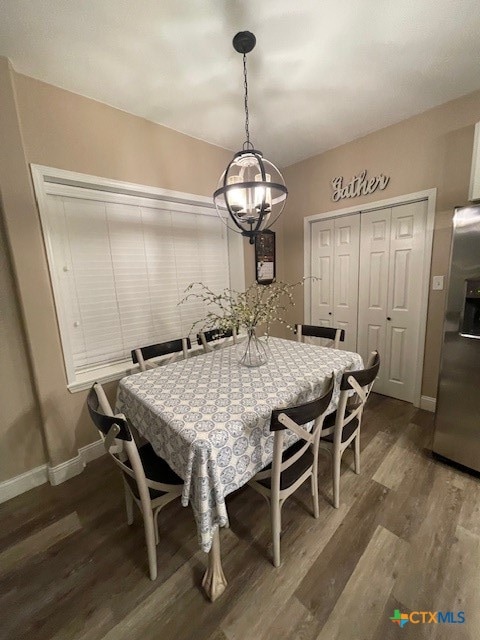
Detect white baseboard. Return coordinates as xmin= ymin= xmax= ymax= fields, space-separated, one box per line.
xmin=47 ymin=454 xmax=84 ymax=486
xmin=420 ymin=395 xmax=436 ymax=413
xmin=0 ymin=464 xmax=48 ymax=504
xmin=81 ymin=438 xmax=105 ymax=463
xmin=0 ymin=439 xmax=105 ymax=502
xmin=48 ymin=439 xmax=105 ymax=485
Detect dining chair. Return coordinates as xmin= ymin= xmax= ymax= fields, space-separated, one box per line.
xmin=197 ymin=328 xmax=237 ymax=353
xmin=319 ymin=351 xmax=380 ymax=508
xmin=131 ymin=337 xmax=191 ymax=372
xmin=249 ymin=376 xmax=335 ymax=567
xmin=295 ymin=324 xmax=345 ymax=350
xmin=87 ymin=383 xmax=183 ymax=580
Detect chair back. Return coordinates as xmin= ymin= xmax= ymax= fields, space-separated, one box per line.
xmin=131 ymin=337 xmax=191 ymax=371
xmin=197 ymin=328 xmax=237 ymax=353
xmin=87 ymin=384 xmax=153 ymax=499
xmin=267 ymin=376 xmax=335 ymax=489
xmin=271 ymin=378 xmax=334 ymax=432
xmin=87 ymin=383 xmax=182 ymax=507
xmin=322 ymin=352 xmax=380 ymax=442
xmin=87 ymin=385 xmax=132 ymax=442
xmin=295 ymin=324 xmax=345 ymax=350
xmin=340 ymin=350 xmax=380 ymax=393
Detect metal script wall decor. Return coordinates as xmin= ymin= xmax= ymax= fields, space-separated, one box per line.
xmin=331 ymin=170 xmax=390 ymax=202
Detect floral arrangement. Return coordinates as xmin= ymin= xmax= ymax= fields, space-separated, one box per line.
xmin=180 ymin=279 xmax=308 ymax=337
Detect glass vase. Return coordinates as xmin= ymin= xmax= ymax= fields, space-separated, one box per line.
xmin=237 ymin=327 xmax=268 ymax=367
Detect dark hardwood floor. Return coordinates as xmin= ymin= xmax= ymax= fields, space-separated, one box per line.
xmin=1 ymin=394 xmax=479 ymax=640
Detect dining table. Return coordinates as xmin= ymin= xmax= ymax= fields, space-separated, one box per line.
xmin=115 ymin=336 xmax=363 ymax=601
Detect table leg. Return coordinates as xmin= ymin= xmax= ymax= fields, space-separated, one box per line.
xmin=202 ymin=528 xmax=227 ymax=601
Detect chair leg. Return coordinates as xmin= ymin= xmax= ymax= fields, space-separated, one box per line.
xmin=124 ymin=486 xmax=134 ymax=525
xmin=333 ymin=452 xmax=341 ymax=509
xmin=311 ymin=472 xmax=320 ymax=518
xmin=354 ymin=434 xmax=361 ymax=475
xmin=143 ymin=508 xmax=158 ymax=580
xmin=271 ymin=498 xmax=282 ymax=568
xmin=153 ymin=507 xmax=160 ymax=546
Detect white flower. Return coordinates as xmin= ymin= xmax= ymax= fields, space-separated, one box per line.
xmin=179 ymin=278 xmax=313 ymax=336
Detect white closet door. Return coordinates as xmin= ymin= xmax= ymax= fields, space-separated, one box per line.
xmin=357 ymin=201 xmax=427 ymax=402
xmin=357 ymin=208 xmax=392 ymax=389
xmin=333 ymin=215 xmax=360 ymax=352
xmin=383 ymin=201 xmax=427 ymax=401
xmin=311 ymin=219 xmax=334 ymax=328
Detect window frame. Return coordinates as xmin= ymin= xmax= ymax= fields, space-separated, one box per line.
xmin=31 ymin=165 xmax=245 ymax=392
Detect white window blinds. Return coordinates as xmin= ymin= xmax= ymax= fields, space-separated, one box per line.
xmin=47 ymin=194 xmax=230 ymax=373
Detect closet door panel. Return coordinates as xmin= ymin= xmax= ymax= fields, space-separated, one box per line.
xmin=366 ymin=324 xmax=383 ymax=358
xmin=333 ymin=214 xmax=360 ymax=352
xmin=383 ymin=201 xmax=427 ymax=401
xmin=310 ymin=201 xmax=425 ymax=396
xmin=357 ymin=208 xmax=391 ymax=389
xmin=311 ymin=219 xmax=334 ymax=328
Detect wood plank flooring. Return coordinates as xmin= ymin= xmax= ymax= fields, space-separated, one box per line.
xmin=1 ymin=394 xmax=479 ymax=640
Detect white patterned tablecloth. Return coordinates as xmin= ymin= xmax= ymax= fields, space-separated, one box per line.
xmin=116 ymin=337 xmax=363 ymax=552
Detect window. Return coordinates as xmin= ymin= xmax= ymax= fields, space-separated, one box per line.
xmin=32 ymin=166 xmax=244 ymax=390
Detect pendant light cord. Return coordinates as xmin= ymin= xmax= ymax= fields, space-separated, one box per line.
xmin=243 ymin=53 xmax=253 ymax=150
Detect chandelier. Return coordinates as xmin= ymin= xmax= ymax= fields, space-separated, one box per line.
xmin=213 ymin=31 xmax=288 ymax=244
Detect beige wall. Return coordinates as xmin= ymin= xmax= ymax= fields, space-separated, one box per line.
xmin=0 ymin=58 xmax=48 ymax=482
xmin=13 ymin=73 xmax=234 ymax=198
xmin=0 ymin=58 xmax=246 ymax=477
xmin=283 ymin=89 xmax=480 ymax=398
xmin=0 ymin=202 xmax=46 ymax=482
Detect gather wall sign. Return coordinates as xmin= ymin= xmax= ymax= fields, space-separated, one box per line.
xmin=331 ymin=170 xmax=390 ymax=202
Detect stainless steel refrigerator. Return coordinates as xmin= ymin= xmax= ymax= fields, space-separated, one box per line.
xmin=433 ymin=205 xmax=480 ymax=472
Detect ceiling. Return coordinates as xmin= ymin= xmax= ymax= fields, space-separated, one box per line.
xmin=2 ymin=0 xmax=480 ymax=167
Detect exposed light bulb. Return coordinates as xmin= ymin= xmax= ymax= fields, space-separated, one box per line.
xmin=227 ymin=175 xmax=246 ymax=214
xmin=254 ymin=173 xmax=272 ymax=213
